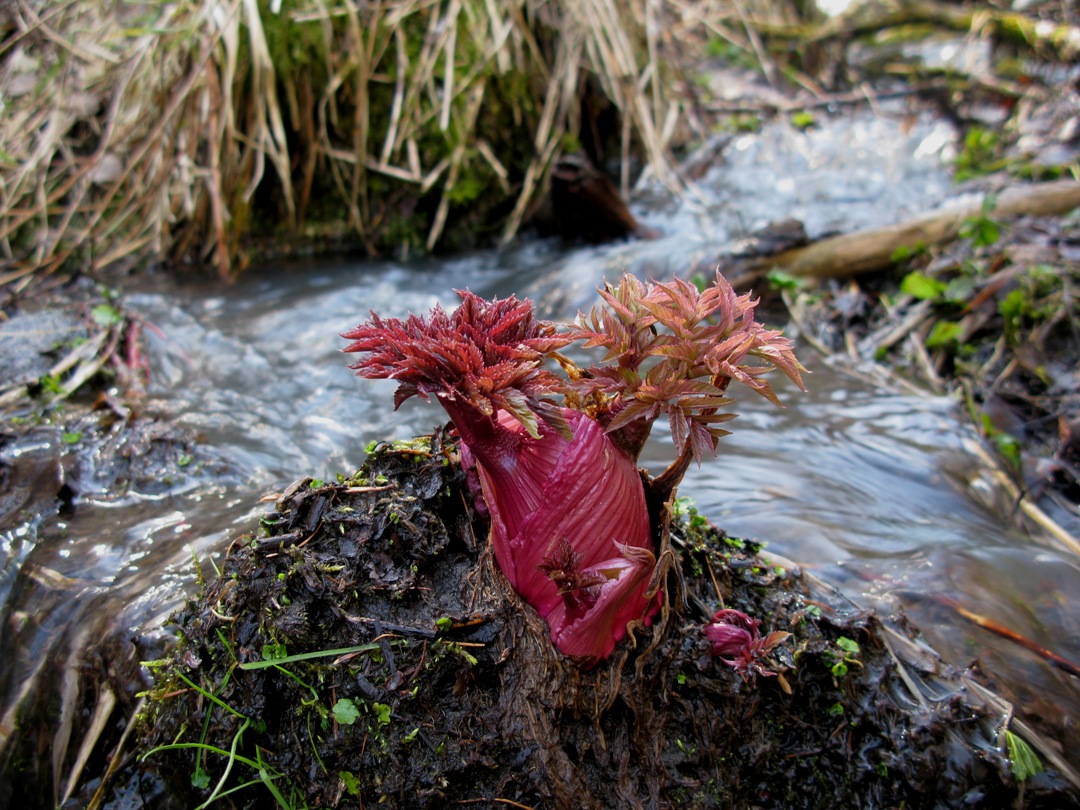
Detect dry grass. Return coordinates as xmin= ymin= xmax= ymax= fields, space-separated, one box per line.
xmin=3 ymin=0 xmax=1071 ymax=286
xmin=0 ymin=0 xmax=809 ymax=284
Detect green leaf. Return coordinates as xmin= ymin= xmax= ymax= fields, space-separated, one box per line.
xmin=1006 ymin=730 xmax=1043 ymax=781
xmin=925 ymin=320 xmax=964 ymax=349
xmin=372 ymin=702 xmax=392 ymax=726
xmin=191 ymin=765 xmax=211 ymax=789
xmin=61 ymin=431 xmax=82 ymax=445
xmin=835 ymin=637 xmax=860 ymax=654
xmin=900 ymin=272 xmax=946 ymax=301
xmin=998 ymin=288 xmax=1028 ymax=332
xmin=261 ymin=643 xmax=288 ymax=661
xmin=766 ymin=268 xmax=805 ymax=292
xmin=981 ymin=414 xmax=1021 ymax=469
xmin=831 ymin=661 xmax=849 ymax=678
xmin=959 ymin=216 xmax=1001 ymax=248
xmin=332 ymin=698 xmax=361 ymax=726
xmin=339 ymin=770 xmax=361 ymax=796
xmin=790 ymin=110 xmax=816 ymax=130
xmin=91 ymin=304 xmax=123 ymax=327
xmin=41 ymin=375 xmax=66 ymax=395
xmin=890 ymin=241 xmax=926 ymax=262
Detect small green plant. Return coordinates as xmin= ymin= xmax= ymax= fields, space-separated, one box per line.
xmin=998 ymin=264 xmax=1060 ymax=345
xmin=924 ymin=319 xmax=964 ymax=350
xmin=91 ymin=303 xmax=123 ymax=327
xmin=789 ymin=110 xmax=815 ymax=130
xmin=900 ymin=271 xmax=947 ymax=301
xmin=766 ymin=268 xmax=808 ymax=292
xmin=332 ymin=698 xmax=361 ymax=726
xmin=672 ymin=496 xmax=709 ymax=531
xmin=372 ymin=703 xmax=393 ymax=727
xmin=1005 ymin=730 xmax=1043 ymax=781
xmin=827 ymin=636 xmax=862 ymax=678
xmin=890 ymin=241 xmax=928 ymax=263
xmin=957 ymin=193 xmax=1004 ymax=250
xmin=40 ymin=374 xmax=66 ymax=397
xmin=339 ymin=770 xmax=362 ymax=796
xmin=954 ymin=127 xmax=1007 ymax=181
xmin=980 ymin=413 xmax=1021 ymax=469
xmin=675 ymin=738 xmax=697 ymax=755
xmin=141 ymin=667 xmax=295 ymax=808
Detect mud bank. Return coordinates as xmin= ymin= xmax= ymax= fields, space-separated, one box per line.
xmin=101 ymin=436 xmax=1078 ymax=809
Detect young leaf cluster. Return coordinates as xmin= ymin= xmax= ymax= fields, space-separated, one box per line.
xmin=567 ymin=269 xmax=806 ymax=462
xmin=342 ymin=290 xmax=573 ymax=439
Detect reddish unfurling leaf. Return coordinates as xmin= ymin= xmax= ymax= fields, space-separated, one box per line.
xmin=344 ymin=292 xmax=656 ymax=665
xmin=704 ymin=608 xmax=790 ymax=683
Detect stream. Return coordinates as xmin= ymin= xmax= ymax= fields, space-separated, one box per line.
xmin=2 ymin=106 xmax=1079 ymax=792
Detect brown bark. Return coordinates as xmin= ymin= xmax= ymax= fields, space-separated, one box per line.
xmin=731 ymin=179 xmax=1080 ymax=287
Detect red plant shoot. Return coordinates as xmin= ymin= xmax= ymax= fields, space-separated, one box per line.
xmin=704 ymin=609 xmax=791 ymax=682
xmin=342 ymin=270 xmax=805 ymax=665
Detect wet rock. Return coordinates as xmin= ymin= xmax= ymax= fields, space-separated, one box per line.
xmin=549 ymin=154 xmax=656 ymax=242
xmin=0 ymin=427 xmax=64 ymax=533
xmin=0 ymin=310 xmax=87 ymax=390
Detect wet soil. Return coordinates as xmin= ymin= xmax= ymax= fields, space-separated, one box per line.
xmin=106 ymin=436 xmax=1078 ymax=809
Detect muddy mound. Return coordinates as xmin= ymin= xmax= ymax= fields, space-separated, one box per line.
xmin=112 ymin=437 xmax=1077 ymax=809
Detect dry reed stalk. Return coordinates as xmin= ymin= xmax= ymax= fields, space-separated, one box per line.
xmin=1 ymin=0 xmax=736 ymax=282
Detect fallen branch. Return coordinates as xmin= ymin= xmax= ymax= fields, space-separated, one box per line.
xmin=929 ymin=593 xmax=1080 ymax=680
xmin=755 ymin=0 xmax=1080 ymax=61
xmin=730 ymin=179 xmax=1080 ymax=287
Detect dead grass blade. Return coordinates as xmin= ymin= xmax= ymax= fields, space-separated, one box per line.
xmin=1 ymin=0 xmax=742 ymax=281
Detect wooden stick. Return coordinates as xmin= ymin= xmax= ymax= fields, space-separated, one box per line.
xmin=931 ymin=594 xmax=1080 ymax=679
xmin=732 ymin=179 xmax=1080 ymax=285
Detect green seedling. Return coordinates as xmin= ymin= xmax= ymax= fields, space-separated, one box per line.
xmin=828 ymin=636 xmax=862 ymax=679
xmin=332 ymin=698 xmax=361 ymax=726
xmin=1006 ymin=730 xmax=1043 ymax=781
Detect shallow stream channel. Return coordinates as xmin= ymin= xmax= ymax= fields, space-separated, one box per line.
xmin=4 ymin=107 xmax=1080 ymax=797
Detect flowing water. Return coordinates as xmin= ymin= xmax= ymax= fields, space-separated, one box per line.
xmin=3 ymin=107 xmax=1079 ymax=791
